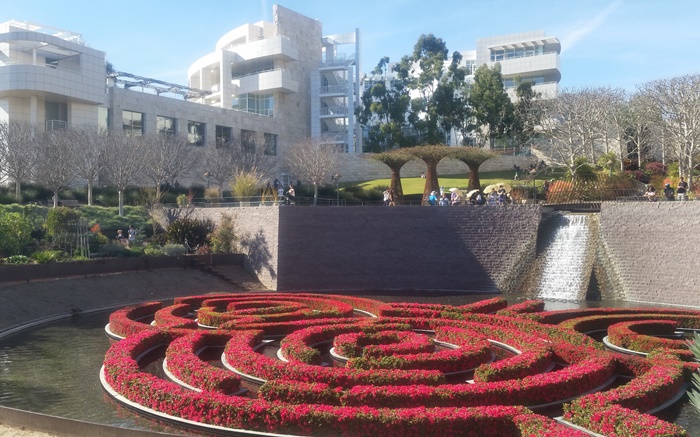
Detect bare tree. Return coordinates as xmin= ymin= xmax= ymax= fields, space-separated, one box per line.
xmin=202 ymin=143 xmax=236 ymax=196
xmin=284 ymin=137 xmax=341 ymax=205
xmin=100 ymin=134 xmax=146 ymax=216
xmin=72 ymin=128 xmax=108 ymax=205
xmin=0 ymin=121 xmax=39 ymax=200
xmin=232 ymin=131 xmax=274 ymax=180
xmin=536 ymin=89 xmax=608 ymax=178
xmin=141 ymin=133 xmax=198 ymax=201
xmin=34 ymin=129 xmax=80 ymax=207
xmin=638 ymin=74 xmax=700 ymax=189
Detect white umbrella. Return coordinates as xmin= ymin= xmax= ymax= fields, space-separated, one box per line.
xmin=484 ymin=183 xmax=512 ymax=194
xmin=466 ymin=189 xmax=480 ymax=198
xmin=448 ymin=187 xmax=460 ymax=192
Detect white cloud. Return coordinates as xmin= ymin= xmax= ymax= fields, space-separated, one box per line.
xmin=561 ymin=0 xmax=623 ymax=54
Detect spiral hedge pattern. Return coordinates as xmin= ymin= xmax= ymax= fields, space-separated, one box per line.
xmin=102 ymin=293 xmax=699 ymax=437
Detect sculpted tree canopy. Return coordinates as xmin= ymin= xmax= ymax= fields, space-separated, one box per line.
xmin=448 ymin=147 xmax=498 ymax=190
xmin=285 ymin=138 xmax=341 ymax=205
xmin=34 ymin=130 xmax=79 ymax=207
xmin=469 ymin=64 xmax=514 ymax=149
xmin=368 ymin=149 xmax=414 ymax=204
xmin=0 ymin=121 xmax=39 ymax=200
xmin=405 ymin=145 xmax=451 ymax=204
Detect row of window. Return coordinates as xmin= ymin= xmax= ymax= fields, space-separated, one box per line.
xmin=120 ymin=110 xmax=277 ymax=155
xmin=490 ymin=46 xmax=544 ymax=62
xmin=232 ymin=93 xmax=274 ymax=117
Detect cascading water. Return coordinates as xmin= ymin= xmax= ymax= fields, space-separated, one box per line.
xmin=535 ymin=213 xmax=594 ymax=300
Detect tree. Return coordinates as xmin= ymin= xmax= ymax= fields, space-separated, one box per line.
xmin=356 ymin=57 xmax=413 ymax=151
xmin=511 ymin=77 xmax=543 ymax=150
xmin=284 ymin=138 xmax=340 ymax=205
xmin=0 ymin=210 xmax=32 ymax=256
xmin=34 ymin=129 xmax=79 ymax=207
xmin=637 ymin=74 xmax=700 ymax=189
xmin=100 ymin=134 xmax=146 ymax=216
xmin=469 ymin=64 xmax=514 ymax=149
xmin=141 ymin=133 xmax=198 ymax=201
xmin=0 ymin=121 xmax=39 ymax=200
xmin=367 ymin=149 xmax=414 ymax=204
xmin=231 ymin=132 xmax=274 ymax=181
xmin=448 ymin=147 xmax=498 ymax=190
xmin=202 ymin=144 xmax=236 ymax=196
xmin=405 ymin=145 xmax=451 ymax=204
xmin=72 ymin=128 xmax=108 ymax=206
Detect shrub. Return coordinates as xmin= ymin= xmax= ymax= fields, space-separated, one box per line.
xmin=162 ymin=244 xmax=186 ymax=257
xmin=144 ymin=245 xmax=165 ymax=256
xmin=97 ymin=243 xmax=129 ymax=258
xmin=165 ymin=218 xmax=214 ymax=247
xmin=0 ymin=210 xmax=33 ymax=256
xmin=3 ymin=255 xmax=30 ymax=264
xmin=210 ymin=213 xmax=237 ymax=254
xmin=230 ymin=170 xmax=261 ymax=198
xmin=31 ymin=250 xmax=67 ymax=264
xmin=645 ymin=161 xmax=667 ymax=175
xmin=44 ymin=207 xmax=81 ymax=239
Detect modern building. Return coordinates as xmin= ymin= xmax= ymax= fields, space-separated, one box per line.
xmin=0 ymin=5 xmax=363 ymax=187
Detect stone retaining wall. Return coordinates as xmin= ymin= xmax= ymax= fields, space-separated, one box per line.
xmin=276 ymin=205 xmax=541 ymax=292
xmin=598 ymin=201 xmax=700 ymax=306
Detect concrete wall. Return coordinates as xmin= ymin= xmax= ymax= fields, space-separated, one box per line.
xmin=276 ymin=205 xmax=541 ymax=292
xmin=598 ymin=202 xmax=700 ymax=307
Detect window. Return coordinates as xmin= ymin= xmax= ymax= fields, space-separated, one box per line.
xmin=264 ymin=133 xmax=277 ymax=156
xmin=215 ymin=125 xmax=233 ymax=148
xmin=187 ymin=121 xmax=205 ymax=146
xmin=232 ymin=93 xmax=274 ymax=116
xmin=157 ymin=116 xmax=176 ymax=135
xmin=123 ymin=110 xmax=143 ymax=136
xmin=98 ymin=107 xmax=109 ymax=133
xmin=240 ymin=129 xmax=256 ymax=153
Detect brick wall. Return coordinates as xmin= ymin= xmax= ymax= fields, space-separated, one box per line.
xmin=598 ymin=202 xmax=700 ymax=306
xmin=277 ymin=205 xmax=541 ymax=292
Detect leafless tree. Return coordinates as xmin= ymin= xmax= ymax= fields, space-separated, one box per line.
xmin=100 ymin=133 xmax=146 ymax=216
xmin=230 ymin=132 xmax=275 ymax=181
xmin=202 ymin=142 xmax=236 ymax=196
xmin=284 ymin=137 xmax=341 ymax=205
xmin=34 ymin=129 xmax=80 ymax=207
xmin=637 ymin=74 xmax=700 ymax=189
xmin=618 ymin=93 xmax=657 ymax=169
xmin=536 ymin=88 xmax=610 ymax=178
xmin=141 ymin=133 xmax=198 ymax=201
xmin=0 ymin=121 xmax=39 ymax=200
xmin=72 ymin=127 xmax=108 ymax=205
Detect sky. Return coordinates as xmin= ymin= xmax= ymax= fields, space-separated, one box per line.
xmin=2 ymin=0 xmax=700 ymax=92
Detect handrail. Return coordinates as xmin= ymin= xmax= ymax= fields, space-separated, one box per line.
xmin=0 ymin=61 xmax=79 ymax=74
xmin=232 ymin=67 xmax=284 ymax=80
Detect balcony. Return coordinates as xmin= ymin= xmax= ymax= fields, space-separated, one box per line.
xmin=320 ymin=106 xmax=348 ymax=117
xmin=229 ymin=35 xmax=298 ymax=62
xmin=232 ymin=68 xmax=298 ymax=94
xmin=320 ymin=84 xmax=348 ymax=95
xmin=496 ymin=52 xmax=560 ymax=78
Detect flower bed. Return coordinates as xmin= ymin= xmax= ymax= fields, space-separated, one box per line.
xmin=606 ymin=320 xmax=687 ymax=353
xmin=102 ymin=293 xmax=696 ymax=436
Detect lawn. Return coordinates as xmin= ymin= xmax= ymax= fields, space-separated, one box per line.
xmin=352 ymin=170 xmax=563 ymax=196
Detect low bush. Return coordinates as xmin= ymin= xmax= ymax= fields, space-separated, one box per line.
xmin=2 ymin=255 xmax=31 ymax=264
xmin=97 ymin=243 xmax=130 ymax=258
xmin=162 ymin=244 xmax=186 ymax=257
xmin=31 ymin=250 xmax=67 ymax=263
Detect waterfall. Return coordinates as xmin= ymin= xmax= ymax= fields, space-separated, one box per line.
xmin=534 ymin=213 xmax=594 ymax=300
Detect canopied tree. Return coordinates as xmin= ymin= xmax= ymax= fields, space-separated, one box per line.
xmin=34 ymin=129 xmax=79 ymax=207
xmin=284 ymin=138 xmax=340 ymax=206
xmin=367 ymin=149 xmax=414 ymax=204
xmin=469 ymin=64 xmax=514 ymax=149
xmin=100 ymin=134 xmax=146 ymax=216
xmin=356 ymin=57 xmax=414 ymax=152
xmin=0 ymin=121 xmax=39 ymax=200
xmin=448 ymin=146 xmax=498 ymax=190
xmin=405 ymin=145 xmax=451 ymax=204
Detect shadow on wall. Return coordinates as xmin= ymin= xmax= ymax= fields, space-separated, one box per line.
xmin=240 ymin=229 xmax=277 ymax=283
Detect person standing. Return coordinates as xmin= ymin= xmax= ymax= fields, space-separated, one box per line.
xmin=383 ymin=188 xmax=391 ymax=206
xmin=286 ymin=184 xmax=296 ymax=205
xmin=677 ymin=177 xmax=688 ymax=201
xmin=663 ymin=184 xmax=675 ymax=201
xmin=128 ymin=225 xmax=136 ymax=247
xmin=428 ymin=191 xmax=437 ymax=206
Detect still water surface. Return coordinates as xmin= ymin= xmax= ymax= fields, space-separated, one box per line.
xmin=0 ymin=294 xmax=698 ymax=435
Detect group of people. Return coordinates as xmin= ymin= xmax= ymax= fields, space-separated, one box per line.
xmin=644 ymin=177 xmax=689 ymax=201
xmin=116 ymin=225 xmax=137 ymax=247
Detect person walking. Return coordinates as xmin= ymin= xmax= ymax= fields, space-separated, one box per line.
xmin=663 ymin=183 xmax=675 ymax=201
xmin=286 ymin=184 xmax=296 ymax=205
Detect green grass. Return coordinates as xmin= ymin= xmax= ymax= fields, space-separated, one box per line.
xmin=350 ymin=169 xmax=564 ymax=196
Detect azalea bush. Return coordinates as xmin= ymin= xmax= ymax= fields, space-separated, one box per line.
xmin=101 ymin=293 xmax=700 ymax=436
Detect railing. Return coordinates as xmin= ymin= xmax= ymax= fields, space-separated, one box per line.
xmin=46 ymin=120 xmax=67 ymax=130
xmin=320 ymin=106 xmax=348 ymax=116
xmin=0 ymin=61 xmax=79 ymax=74
xmin=320 ymin=85 xmax=348 ymax=94
xmin=491 ymin=50 xmax=558 ymax=62
xmin=232 ymin=67 xmax=284 ymax=80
